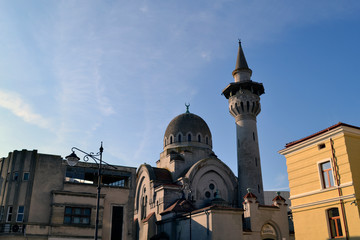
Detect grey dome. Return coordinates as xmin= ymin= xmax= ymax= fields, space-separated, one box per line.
xmin=164 ymin=113 xmax=212 ymax=148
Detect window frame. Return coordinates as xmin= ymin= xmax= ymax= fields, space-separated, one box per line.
xmin=317 ymin=159 xmax=336 ymax=189
xmin=23 ymin=172 xmax=30 ymax=181
xmin=16 ymin=206 xmax=25 ymax=222
xmin=64 ymin=206 xmax=91 ymax=225
xmin=327 ymin=208 xmax=343 ymax=238
xmin=13 ymin=172 xmax=19 ymax=181
xmin=6 ymin=206 xmax=13 ymax=222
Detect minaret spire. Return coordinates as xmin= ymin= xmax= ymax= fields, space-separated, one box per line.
xmin=222 ymin=41 xmax=265 ymax=205
xmin=232 ymin=41 xmax=252 ymax=82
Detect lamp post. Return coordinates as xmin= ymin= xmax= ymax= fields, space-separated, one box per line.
xmin=65 ymin=142 xmax=104 ymax=240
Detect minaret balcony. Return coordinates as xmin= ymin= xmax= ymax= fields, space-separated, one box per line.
xmin=222 ymin=81 xmax=264 ymax=99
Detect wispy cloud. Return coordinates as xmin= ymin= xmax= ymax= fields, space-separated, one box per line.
xmin=0 ymin=89 xmax=51 ymax=130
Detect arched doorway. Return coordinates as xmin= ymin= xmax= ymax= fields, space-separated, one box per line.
xmin=260 ymin=223 xmax=278 ymax=240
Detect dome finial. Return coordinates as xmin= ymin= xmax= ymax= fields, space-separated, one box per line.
xmin=185 ymin=103 xmax=190 ymax=113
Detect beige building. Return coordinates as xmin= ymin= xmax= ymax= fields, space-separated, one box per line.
xmin=279 ymin=122 xmax=360 ymax=239
xmin=0 ymin=149 xmax=136 ymax=240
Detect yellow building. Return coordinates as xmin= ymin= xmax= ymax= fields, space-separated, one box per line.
xmin=279 ymin=122 xmax=360 ymax=239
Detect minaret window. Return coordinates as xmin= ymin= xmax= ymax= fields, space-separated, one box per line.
xmin=247 ymin=101 xmax=250 ymax=112
xmin=253 ymin=132 xmax=255 ymax=141
xmin=188 ymin=134 xmax=191 ymax=142
xmin=206 ymin=137 xmax=209 ymax=145
xmin=240 ymin=102 xmax=244 ymax=112
xmin=255 ymin=157 xmax=258 ymax=167
xmin=178 ymin=134 xmax=182 ymax=143
xmin=258 ymin=185 xmax=260 ymax=193
xmin=170 ymin=136 xmax=173 ymax=144
xmin=198 ymin=135 xmax=201 ymax=142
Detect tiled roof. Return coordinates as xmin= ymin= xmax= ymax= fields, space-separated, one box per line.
xmin=272 ymin=195 xmax=286 ymax=202
xmin=244 ymin=192 xmax=257 ymax=199
xmin=142 ymin=212 xmax=155 ymax=223
xmin=285 ymin=122 xmax=360 ymax=148
xmin=152 ymin=167 xmax=173 ymax=183
xmin=161 ymin=199 xmax=195 ymax=215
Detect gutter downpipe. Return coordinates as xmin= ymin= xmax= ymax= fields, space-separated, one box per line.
xmin=330 ymin=138 xmax=349 ymax=239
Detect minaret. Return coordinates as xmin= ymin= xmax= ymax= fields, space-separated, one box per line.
xmin=222 ymin=41 xmax=265 ymax=204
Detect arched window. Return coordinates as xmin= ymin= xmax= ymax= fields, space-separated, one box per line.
xmin=141 ymin=197 xmax=145 ymax=219
xmin=170 ymin=136 xmax=173 ymax=144
xmin=198 ymin=134 xmax=201 ymax=142
xmin=188 ymin=134 xmax=191 ymax=142
xmin=178 ymin=134 xmax=182 ymax=143
xmin=328 ymin=208 xmax=343 ymax=238
xmin=143 ymin=196 xmax=147 ymax=219
xmin=206 ymin=137 xmax=209 ymax=145
xmin=164 ymin=139 xmax=167 ymax=146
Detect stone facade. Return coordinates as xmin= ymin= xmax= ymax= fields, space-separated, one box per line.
xmin=0 ymin=149 xmax=136 ymax=240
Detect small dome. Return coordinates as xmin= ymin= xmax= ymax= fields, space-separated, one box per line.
xmin=164 ymin=112 xmax=212 ymax=149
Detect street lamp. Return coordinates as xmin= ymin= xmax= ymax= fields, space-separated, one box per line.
xmin=65 ymin=142 xmax=105 ymax=240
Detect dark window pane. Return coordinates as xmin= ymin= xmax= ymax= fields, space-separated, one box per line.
xmin=74 ymin=208 xmax=81 ymax=215
xmin=23 ymin=172 xmax=30 ymax=181
xmin=84 ymin=208 xmax=91 ymax=215
xmin=64 ymin=216 xmax=71 ymax=223
xmin=329 ymin=208 xmax=339 ymax=217
xmin=205 ymin=191 xmax=211 ymax=198
xmin=18 ymin=206 xmax=24 ymax=213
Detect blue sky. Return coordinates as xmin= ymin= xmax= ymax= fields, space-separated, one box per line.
xmin=1 ymin=1 xmax=359 ymax=191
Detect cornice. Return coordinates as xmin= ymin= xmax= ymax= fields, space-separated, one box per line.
xmin=290 ymin=193 xmax=355 ymax=210
xmin=278 ymin=127 xmax=344 ymax=156
xmin=289 ymin=181 xmax=353 ymax=200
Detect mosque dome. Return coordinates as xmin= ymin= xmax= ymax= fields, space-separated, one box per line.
xmin=163 ymin=112 xmax=212 ymax=149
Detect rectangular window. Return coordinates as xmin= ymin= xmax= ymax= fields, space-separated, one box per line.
xmin=320 ymin=161 xmax=334 ymax=188
xmin=16 ymin=206 xmax=24 ymax=222
xmin=6 ymin=206 xmax=13 ymax=222
xmin=328 ymin=208 xmax=343 ymax=238
xmin=64 ymin=207 xmax=91 ymax=225
xmin=13 ymin=172 xmax=19 ymax=181
xmin=23 ymin=172 xmax=30 ymax=181
xmin=318 ymin=143 xmax=326 ymax=150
